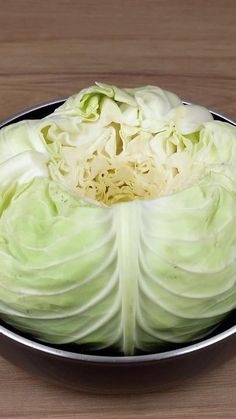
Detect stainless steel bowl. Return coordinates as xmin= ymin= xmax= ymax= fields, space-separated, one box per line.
xmin=0 ymin=101 xmax=235 ymax=394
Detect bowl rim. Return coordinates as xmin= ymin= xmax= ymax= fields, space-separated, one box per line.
xmin=0 ymin=99 xmax=235 ymax=365
xmin=1 ymin=322 xmax=235 ymax=364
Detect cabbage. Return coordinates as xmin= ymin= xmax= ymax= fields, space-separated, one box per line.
xmin=0 ymin=82 xmax=235 ymax=355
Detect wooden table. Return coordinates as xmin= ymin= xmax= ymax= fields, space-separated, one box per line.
xmin=0 ymin=1 xmax=235 ymax=417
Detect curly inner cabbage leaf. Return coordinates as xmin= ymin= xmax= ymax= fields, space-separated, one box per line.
xmin=0 ymin=82 xmax=235 ymax=355
xmin=38 ymin=82 xmax=214 ymax=205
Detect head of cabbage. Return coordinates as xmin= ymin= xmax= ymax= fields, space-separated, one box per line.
xmin=0 ymin=82 xmax=235 ymax=355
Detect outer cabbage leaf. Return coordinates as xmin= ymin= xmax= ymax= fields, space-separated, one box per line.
xmin=0 ymin=178 xmax=121 ymax=350
xmin=0 ymin=120 xmax=48 ymax=164
xmin=0 ymin=175 xmax=235 ymax=355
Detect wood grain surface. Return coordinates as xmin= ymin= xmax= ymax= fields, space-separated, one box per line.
xmin=0 ymin=0 xmax=235 ymax=418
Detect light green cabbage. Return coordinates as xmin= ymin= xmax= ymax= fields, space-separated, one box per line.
xmin=0 ymin=82 xmax=235 ymax=355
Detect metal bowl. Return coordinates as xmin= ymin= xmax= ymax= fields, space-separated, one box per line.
xmin=0 ymin=100 xmax=235 ymax=394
